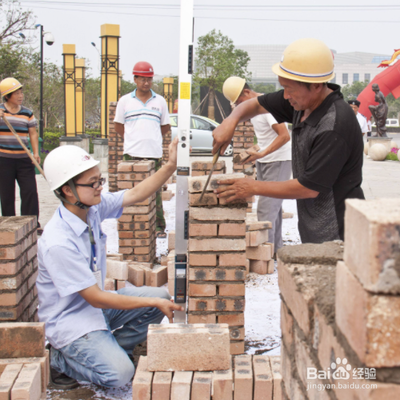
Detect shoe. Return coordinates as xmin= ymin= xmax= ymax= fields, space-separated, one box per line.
xmin=37 ymin=228 xmax=44 ymax=236
xmin=156 ymin=231 xmax=167 ymax=239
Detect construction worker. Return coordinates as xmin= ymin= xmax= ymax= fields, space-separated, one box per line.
xmin=114 ymin=61 xmax=170 ymax=238
xmin=348 ymin=99 xmax=368 ymax=136
xmin=213 ymin=38 xmax=365 ymax=244
xmin=0 ymin=78 xmax=41 ymax=232
xmin=36 ymin=139 xmax=182 ymax=389
xmin=223 ymin=77 xmax=292 ymax=253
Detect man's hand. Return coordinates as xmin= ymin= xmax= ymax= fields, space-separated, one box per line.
xmin=33 ymin=153 xmax=41 ymax=165
xmin=243 ymin=148 xmax=263 ymax=164
xmin=156 ymin=298 xmax=184 ymax=323
xmin=212 ymin=118 xmax=237 ymax=155
xmin=167 ymin=137 xmax=179 ymax=168
xmin=214 ymin=178 xmax=254 ymax=203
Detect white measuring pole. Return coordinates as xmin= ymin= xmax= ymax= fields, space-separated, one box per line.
xmin=173 ymin=0 xmax=194 ymax=323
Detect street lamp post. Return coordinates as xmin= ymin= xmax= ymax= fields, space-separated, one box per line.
xmin=35 ymin=24 xmax=54 ymax=140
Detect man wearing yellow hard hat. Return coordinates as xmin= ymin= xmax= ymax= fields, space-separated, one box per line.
xmin=213 ymin=38 xmax=364 ymax=244
xmin=222 ymin=77 xmax=292 ymax=254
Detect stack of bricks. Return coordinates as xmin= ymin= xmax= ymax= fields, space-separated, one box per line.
xmin=132 ymin=323 xmax=283 ymax=399
xmin=191 ymin=160 xmax=226 ymax=176
xmin=278 ymin=198 xmax=400 ymax=400
xmin=126 ymin=261 xmax=168 ymax=288
xmin=117 ymin=160 xmax=157 ymax=263
xmin=108 ymin=102 xmax=124 ymax=193
xmin=0 ymin=322 xmax=50 ymax=398
xmin=187 ymin=173 xmax=248 ymax=355
xmin=162 ymin=127 xmax=172 ymax=163
xmin=104 ymin=254 xmax=128 ymax=290
xmin=246 ymin=213 xmax=274 ymax=275
xmin=0 ymin=217 xmax=38 ymax=323
xmin=233 ymin=120 xmax=255 ymax=174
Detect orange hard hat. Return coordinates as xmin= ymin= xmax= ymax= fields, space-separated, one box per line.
xmin=132 ymin=61 xmax=154 ymax=77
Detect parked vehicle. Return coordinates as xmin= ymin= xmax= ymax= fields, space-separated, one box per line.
xmin=372 ymin=118 xmax=399 ymax=127
xmin=170 ymin=114 xmax=233 ymax=156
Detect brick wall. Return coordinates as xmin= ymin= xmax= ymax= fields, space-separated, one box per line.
xmin=108 ymin=102 xmax=123 ymax=193
xmin=278 ymin=198 xmax=400 ymax=400
xmin=117 ymin=160 xmax=157 ymax=263
xmin=191 ymin=160 xmax=226 ymax=176
xmin=187 ymin=173 xmax=247 ymax=355
xmin=0 ymin=217 xmax=38 ymax=322
xmin=162 ymin=128 xmax=172 ymax=163
xmin=233 ymin=121 xmax=255 ymax=174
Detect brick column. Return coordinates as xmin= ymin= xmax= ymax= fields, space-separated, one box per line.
xmin=108 ymin=102 xmax=123 ymax=192
xmin=117 ymin=160 xmax=156 ymax=263
xmin=162 ymin=128 xmax=171 ymax=164
xmin=187 ymin=173 xmax=247 ymax=355
xmin=233 ymin=121 xmax=255 ymax=173
xmin=0 ymin=217 xmax=38 ymax=322
xmin=191 ymin=160 xmax=226 ymax=176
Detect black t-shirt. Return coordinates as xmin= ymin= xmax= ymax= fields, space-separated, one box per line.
xmin=258 ymin=84 xmax=365 ymax=243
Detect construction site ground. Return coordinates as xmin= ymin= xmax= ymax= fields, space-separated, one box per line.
xmin=15 ymin=136 xmax=400 ymax=399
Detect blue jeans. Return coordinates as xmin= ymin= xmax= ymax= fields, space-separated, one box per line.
xmin=50 ymin=286 xmax=170 ymax=387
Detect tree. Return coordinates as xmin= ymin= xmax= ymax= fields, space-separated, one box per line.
xmin=250 ymin=82 xmax=276 ymax=95
xmin=0 ymin=42 xmax=27 ymax=80
xmin=341 ymin=81 xmax=369 ymax=101
xmin=193 ymin=29 xmax=250 ymax=120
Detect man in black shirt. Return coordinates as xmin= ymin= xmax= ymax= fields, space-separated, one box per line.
xmin=212 ymin=38 xmax=364 ymax=244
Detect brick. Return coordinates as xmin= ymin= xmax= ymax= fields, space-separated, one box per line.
xmin=189 ymin=192 xmax=218 ymax=206
xmin=189 ymin=253 xmax=217 ymax=266
xmin=188 ymin=314 xmax=216 ymax=324
xmin=134 ymin=207 xmax=157 ymax=221
xmin=189 ymin=268 xmax=245 ymax=282
xmin=229 ymin=327 xmax=244 ymax=341
xmin=0 ymin=322 xmax=45 ymax=358
xmin=150 ymin=265 xmax=168 ymax=287
xmin=118 ymin=181 xmax=134 ymax=189
xmin=246 ymin=244 xmax=272 ymax=261
xmin=171 ymin=371 xmax=193 ymax=400
xmin=218 ymin=223 xmax=246 ymax=237
xmin=189 ymin=283 xmax=216 ymax=297
xmin=118 ymin=231 xmax=134 ymax=239
xmin=147 ymin=324 xmax=231 ymax=371
xmin=168 ymin=231 xmax=175 ymax=250
xmin=219 ymin=283 xmax=245 ymax=297
xmin=168 ymin=279 xmax=174 ymax=295
xmin=0 ymin=363 xmax=23 ymax=399
xmin=246 ymin=229 xmax=269 ymax=247
xmin=246 ymin=221 xmax=272 ymax=231
xmin=117 ymin=162 xmax=133 ymax=172
xmin=132 ymin=356 xmax=153 ymax=400
xmin=336 ymin=261 xmax=400 ymax=367
xmin=188 ymin=299 xmax=245 ymax=312
xmin=106 ymin=259 xmax=128 ymax=280
xmin=191 ymin=161 xmax=226 ymax=171
xmin=189 ymin=239 xmax=246 ymax=252
xmin=234 ymin=355 xmax=253 ymax=400
xmin=162 ymin=190 xmax=174 ymax=201
xmin=213 ymin=363 xmax=233 ymax=400
xmin=269 ymin=356 xmax=282 ymax=400
xmin=116 ymin=280 xmax=125 ymax=290
xmin=189 ymin=224 xmax=217 ymax=237
xmin=0 ymin=261 xmax=33 ymax=290
xmin=344 ymin=198 xmax=400 ymax=294
xmin=11 ymin=363 xmax=41 ymax=400
xmin=253 ymin=355 xmax=273 ymax=400
xmin=191 ymin=371 xmax=212 ymax=400
xmin=188 ymin=173 xmax=244 ymax=194
xmin=218 ymin=314 xmax=244 ymax=326
xmin=127 ymin=263 xmax=145 ymax=287
xmin=0 ymin=257 xmax=26 ymax=276
xmin=230 ymin=341 xmax=245 ymax=355
xmin=0 ymin=217 xmax=35 ymax=245
xmin=190 ymin=207 xmax=247 ymax=221
xmin=250 ymin=259 xmax=275 ymax=275
xmin=280 ymin=301 xmax=294 ymax=352
xmin=152 ymin=371 xmax=172 ymax=400
xmin=133 ymin=160 xmax=154 ymax=172
xmin=219 ymin=253 xmax=247 ymax=267
xmin=124 ymin=205 xmax=154 ymax=215
xmin=104 ymin=278 xmax=115 ymax=291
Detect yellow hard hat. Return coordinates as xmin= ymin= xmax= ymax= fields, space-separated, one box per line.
xmin=223 ymin=77 xmax=246 ymax=104
xmin=272 ymin=38 xmax=335 ymax=83
xmin=0 ymin=77 xmax=23 ymax=97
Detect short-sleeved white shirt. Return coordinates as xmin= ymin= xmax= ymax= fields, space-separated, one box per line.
xmin=114 ymin=89 xmax=170 ymax=158
xmin=37 ymin=191 xmax=125 ymax=349
xmin=356 ymin=113 xmax=368 ymax=134
xmin=251 ymin=113 xmax=291 ymax=163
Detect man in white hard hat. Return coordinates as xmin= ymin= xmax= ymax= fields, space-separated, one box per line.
xmin=114 ymin=61 xmax=170 ymax=238
xmin=213 ymin=38 xmax=365 ymax=244
xmin=36 ymin=138 xmax=181 ymax=389
xmin=348 ymin=99 xmax=368 ymax=136
xmin=223 ymin=77 xmax=292 ymax=253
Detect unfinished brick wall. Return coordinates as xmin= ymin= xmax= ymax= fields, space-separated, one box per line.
xmin=191 ymin=160 xmax=226 ymax=176
xmin=278 ymin=198 xmax=400 ymax=400
xmin=162 ymin=128 xmax=172 ymax=163
xmin=233 ymin=121 xmax=255 ymax=173
xmin=108 ymin=102 xmax=123 ymax=193
xmin=0 ymin=217 xmax=38 ymax=322
xmin=187 ymin=173 xmax=247 ymax=355
xmin=117 ymin=160 xmax=156 ymax=263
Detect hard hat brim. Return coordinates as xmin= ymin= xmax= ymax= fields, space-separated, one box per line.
xmin=1 ymin=83 xmax=23 ymax=97
xmin=272 ymin=62 xmax=335 ymax=84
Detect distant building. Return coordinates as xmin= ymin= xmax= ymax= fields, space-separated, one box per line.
xmin=237 ymin=44 xmax=396 ymax=87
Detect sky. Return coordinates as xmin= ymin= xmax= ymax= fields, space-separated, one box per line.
xmin=17 ymin=0 xmax=400 ymax=80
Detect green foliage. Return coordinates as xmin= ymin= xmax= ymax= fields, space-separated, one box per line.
xmin=0 ymin=43 xmax=27 ymax=80
xmin=341 ymin=81 xmax=369 ymax=101
xmin=120 ymin=78 xmax=135 ymax=97
xmin=386 ymin=93 xmax=400 ymax=118
xmin=193 ymin=29 xmax=250 ymax=92
xmin=385 ymin=152 xmax=399 ymax=161
xmin=250 ymin=83 xmax=276 ymax=95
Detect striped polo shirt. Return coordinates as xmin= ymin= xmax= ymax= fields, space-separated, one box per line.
xmin=0 ymin=104 xmax=37 ymax=158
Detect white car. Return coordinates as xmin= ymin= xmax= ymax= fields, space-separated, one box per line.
xmin=170 ymin=114 xmax=233 ymax=156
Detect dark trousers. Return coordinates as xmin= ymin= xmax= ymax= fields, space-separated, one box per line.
xmin=0 ymin=157 xmax=39 ymax=223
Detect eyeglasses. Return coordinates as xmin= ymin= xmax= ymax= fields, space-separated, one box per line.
xmin=75 ymin=177 xmax=106 ymax=189
xmin=136 ymin=77 xmax=153 ymax=83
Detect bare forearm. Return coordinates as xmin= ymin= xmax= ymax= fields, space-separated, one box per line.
xmin=261 ymin=135 xmax=290 ymax=157
xmin=29 ymin=129 xmax=39 ymax=155
xmin=88 ymin=290 xmax=158 ymax=310
xmin=251 ymin=179 xmax=317 ymax=199
xmin=114 ymin=122 xmax=125 ymax=139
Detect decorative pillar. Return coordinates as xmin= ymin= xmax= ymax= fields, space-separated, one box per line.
xmin=163 ymin=77 xmax=174 ymax=113
xmin=60 ymin=44 xmax=82 ymax=146
xmin=75 ymin=58 xmax=89 ymax=152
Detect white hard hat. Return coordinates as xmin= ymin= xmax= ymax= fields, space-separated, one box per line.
xmin=44 ymin=145 xmax=100 ymax=191
xmin=223 ymin=77 xmax=246 ymax=105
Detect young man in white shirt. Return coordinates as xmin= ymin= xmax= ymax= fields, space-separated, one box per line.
xmin=348 ymin=99 xmax=368 ymax=136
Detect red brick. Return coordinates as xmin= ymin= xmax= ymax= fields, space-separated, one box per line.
xmin=147 ymin=324 xmax=230 ymax=372
xmin=189 ymin=283 xmax=216 ymax=297
xmin=219 ymin=283 xmax=245 ymax=297
xmin=218 ymin=223 xmax=246 ymax=237
xmin=118 ymin=181 xmax=133 ymax=189
xmin=253 ymin=355 xmax=273 ymax=400
xmin=246 ymin=221 xmax=272 ymax=231
xmin=269 ymin=356 xmax=282 ymax=400
xmin=189 ymin=239 xmax=245 ymax=252
xmin=188 ymin=298 xmax=245 ymax=312
xmin=0 ymin=363 xmax=23 ymax=399
xmin=246 ymin=244 xmax=272 ymax=261
xmin=230 ymin=341 xmax=245 ymax=355
xmin=168 ymin=231 xmax=175 ymax=250
xmin=134 ymin=207 xmax=156 ymax=221
xmin=104 ymin=278 xmax=116 ymax=291
xmin=212 ymin=363 xmax=233 ymax=400
xmin=152 ymin=371 xmax=172 ymax=400
xmin=0 ymin=257 xmax=26 ymax=276
xmin=189 ymin=224 xmax=218 ymax=237
xmin=189 ymin=254 xmax=217 ymax=266
xmin=189 ymin=268 xmax=245 ymax=282
xmin=190 ymin=207 xmax=247 ymax=221
xmin=191 ymin=371 xmax=212 ymax=400
xmin=0 ymin=261 xmax=33 ymax=290
xmin=133 ymin=161 xmax=154 ymax=172
xmin=132 ymin=356 xmax=153 ymax=400
xmin=218 ymin=314 xmax=244 ymax=326
xmin=150 ymin=265 xmax=168 ymax=287
xmin=191 ymin=170 xmax=206 ymax=176
xmin=11 ymin=363 xmax=41 ymax=400
xmin=124 ymin=205 xmax=154 ymax=215
xmin=234 ymin=355 xmax=253 ymax=399
xmin=188 ymin=314 xmax=216 ymax=324
xmin=189 ymin=193 xmax=218 ymax=206
xmin=249 ymin=259 xmax=274 ymax=274
xmin=127 ymin=263 xmax=145 ymax=287
xmin=245 ymin=229 xmax=269 ymax=247
xmin=219 ymin=253 xmax=246 ymax=267
xmin=229 ymin=327 xmax=245 ymax=341
xmin=118 ymin=214 xmax=133 ymax=223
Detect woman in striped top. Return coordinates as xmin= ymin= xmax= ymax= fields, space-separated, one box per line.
xmin=0 ymin=77 xmax=40 ymax=230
